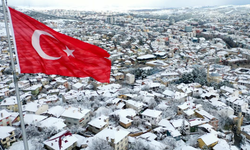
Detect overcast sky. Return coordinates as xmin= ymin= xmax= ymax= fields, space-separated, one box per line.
xmin=3 ymin=0 xmax=250 ymax=10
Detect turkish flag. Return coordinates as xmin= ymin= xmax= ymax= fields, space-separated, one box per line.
xmin=8 ymin=7 xmax=111 ymax=83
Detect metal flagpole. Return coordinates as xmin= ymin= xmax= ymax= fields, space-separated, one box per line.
xmin=2 ymin=0 xmax=29 ymax=150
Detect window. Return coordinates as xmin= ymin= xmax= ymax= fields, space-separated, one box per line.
xmin=68 ymin=122 xmax=71 ymax=124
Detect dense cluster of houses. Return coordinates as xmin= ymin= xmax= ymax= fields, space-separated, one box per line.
xmin=1 ymin=5 xmax=250 ymax=150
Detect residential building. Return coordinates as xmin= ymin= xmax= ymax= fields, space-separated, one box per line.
xmin=88 ymin=115 xmax=109 ymax=134
xmin=195 ymin=109 xmax=219 ymax=130
xmin=0 ymin=109 xmax=12 ymax=126
xmin=170 ymin=119 xmax=190 ymax=134
xmin=197 ymin=133 xmax=218 ymax=149
xmin=0 ymin=96 xmax=18 ymax=112
xmin=141 ymin=109 xmax=162 ymax=125
xmin=95 ymin=126 xmax=129 ymax=150
xmin=126 ymin=73 xmax=135 ymax=84
xmin=43 ymin=130 xmax=77 ymax=150
xmin=226 ymin=96 xmax=248 ymax=114
xmin=61 ymin=106 xmax=91 ymax=127
xmin=125 ymin=99 xmax=144 ymax=113
xmin=23 ymin=100 xmax=49 ymax=115
xmin=0 ymin=126 xmax=16 ymax=148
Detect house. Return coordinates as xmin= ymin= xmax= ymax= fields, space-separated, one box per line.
xmin=141 ymin=109 xmax=162 ymax=125
xmin=55 ymin=77 xmax=69 ymax=89
xmin=213 ymin=139 xmax=239 ymax=150
xmin=119 ymin=116 xmax=133 ymax=128
xmin=139 ymin=132 xmax=157 ymax=141
xmin=189 ymin=118 xmax=207 ymax=132
xmin=38 ymin=117 xmax=66 ymax=131
xmin=175 ymin=91 xmax=188 ymax=102
xmin=61 ymin=90 xmax=79 ymax=103
xmin=23 ymin=100 xmax=49 ymax=115
xmin=0 ymin=109 xmax=12 ymax=126
xmin=177 ymin=102 xmax=201 ymax=115
xmin=126 ymin=73 xmax=135 ymax=84
xmin=162 ymin=89 xmax=175 ymax=100
xmin=43 ymin=130 xmax=78 ymax=150
xmin=23 ymin=114 xmax=47 ymax=126
xmin=9 ymin=112 xmax=20 ymax=126
xmin=22 ymin=84 xmax=43 ymax=96
xmin=0 ymin=96 xmax=18 ymax=112
xmin=18 ymin=80 xmax=30 ymax=89
xmin=94 ymin=126 xmax=129 ymax=150
xmin=170 ymin=119 xmax=190 ymax=134
xmin=197 ymin=133 xmax=218 ymax=149
xmin=41 ymin=78 xmax=49 ymax=86
xmin=0 ymin=88 xmax=10 ymax=97
xmin=61 ymin=106 xmax=91 ymax=127
xmin=88 ymin=115 xmax=109 ymax=134
xmin=125 ymin=99 xmax=144 ymax=113
xmin=195 ymin=109 xmax=219 ymax=130
xmin=42 ymin=95 xmax=59 ymax=104
xmin=158 ymin=119 xmax=182 ymax=140
xmin=112 ymin=72 xmax=124 ymax=80
xmin=0 ymin=126 xmax=16 ymax=148
xmin=44 ymin=106 xmax=65 ymax=118
xmin=220 ymin=86 xmax=240 ymax=97
xmin=226 ymin=96 xmax=248 ymax=114
xmin=72 ymin=82 xmax=84 ymax=91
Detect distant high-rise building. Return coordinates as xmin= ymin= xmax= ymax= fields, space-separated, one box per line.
xmin=185 ymin=26 xmax=193 ymax=32
xmin=107 ymin=16 xmax=115 ymax=24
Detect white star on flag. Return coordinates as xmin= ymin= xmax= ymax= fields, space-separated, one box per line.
xmin=63 ymin=46 xmax=75 ymax=57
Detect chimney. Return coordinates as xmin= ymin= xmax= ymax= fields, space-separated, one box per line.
xmin=99 ymin=118 xmax=101 ymax=120
xmin=111 ymin=138 xmax=115 ymax=143
xmin=106 ymin=137 xmax=109 ymax=141
xmin=1 ymin=113 xmax=3 ymax=117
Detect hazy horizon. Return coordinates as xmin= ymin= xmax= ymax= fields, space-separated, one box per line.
xmin=2 ymin=0 xmax=250 ymax=10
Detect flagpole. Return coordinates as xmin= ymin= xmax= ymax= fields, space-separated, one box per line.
xmin=2 ymin=1 xmax=29 ymax=150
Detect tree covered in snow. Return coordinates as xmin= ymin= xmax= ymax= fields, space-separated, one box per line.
xmin=68 ymin=125 xmax=86 ymax=134
xmin=162 ymin=137 xmax=176 ymax=150
xmin=148 ymin=98 xmax=157 ymax=109
xmin=177 ymin=66 xmax=233 ymax=89
xmin=132 ymin=116 xmax=143 ymax=127
xmin=131 ymin=67 xmax=161 ymax=80
xmin=129 ymin=139 xmax=154 ymax=150
xmin=26 ymin=125 xmax=40 ymax=139
xmin=88 ymin=138 xmax=113 ymax=150
xmin=177 ymin=66 xmax=207 ymax=86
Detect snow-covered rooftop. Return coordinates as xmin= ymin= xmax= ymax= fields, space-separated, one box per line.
xmin=141 ymin=109 xmax=162 ymax=118
xmin=43 ymin=130 xmax=78 ymax=150
xmin=61 ymin=107 xmax=90 ymax=119
xmin=95 ymin=126 xmax=129 ymax=144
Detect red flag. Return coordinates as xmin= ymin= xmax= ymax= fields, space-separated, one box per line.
xmin=8 ymin=7 xmax=111 ymax=83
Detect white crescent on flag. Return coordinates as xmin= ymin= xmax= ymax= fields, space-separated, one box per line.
xmin=31 ymin=30 xmax=61 ymax=60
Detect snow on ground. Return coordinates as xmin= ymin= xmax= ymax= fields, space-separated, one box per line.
xmin=9 ymin=140 xmax=37 ymax=150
